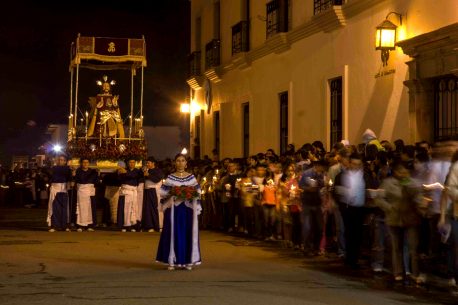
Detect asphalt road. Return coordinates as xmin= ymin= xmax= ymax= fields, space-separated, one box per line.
xmin=0 ymin=208 xmax=454 ymax=305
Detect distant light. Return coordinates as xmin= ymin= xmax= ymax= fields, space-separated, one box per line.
xmin=180 ymin=104 xmax=190 ymax=113
xmin=53 ymin=144 xmax=62 ymax=153
xmin=191 ymin=101 xmax=201 ymax=113
xmin=181 ymin=148 xmax=188 ymax=155
xmin=96 ymin=80 xmax=103 ymax=86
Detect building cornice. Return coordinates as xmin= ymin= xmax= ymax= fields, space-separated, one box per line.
xmin=397 ymin=22 xmax=458 ymax=57
xmin=196 ymin=0 xmax=390 ymax=85
xmin=397 ymin=23 xmax=458 ymax=79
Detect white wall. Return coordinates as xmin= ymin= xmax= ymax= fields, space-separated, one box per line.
xmin=190 ymin=0 xmax=458 ymax=157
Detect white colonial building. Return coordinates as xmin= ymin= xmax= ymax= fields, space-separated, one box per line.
xmin=186 ymin=0 xmax=458 ymax=158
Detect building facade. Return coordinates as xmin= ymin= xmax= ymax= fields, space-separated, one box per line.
xmin=186 ymin=0 xmax=458 ymax=158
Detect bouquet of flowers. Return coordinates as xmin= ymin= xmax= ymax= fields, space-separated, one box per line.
xmin=170 ymin=185 xmax=199 ymax=201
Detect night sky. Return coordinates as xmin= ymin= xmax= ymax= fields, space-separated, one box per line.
xmin=0 ymin=0 xmax=190 ymax=165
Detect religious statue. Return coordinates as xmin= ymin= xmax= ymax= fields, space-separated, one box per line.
xmin=87 ymin=75 xmax=125 ymax=138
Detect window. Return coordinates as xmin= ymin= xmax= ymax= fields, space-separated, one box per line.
xmin=243 ymin=103 xmax=249 ymax=157
xmin=205 ymin=39 xmax=221 ymax=70
xmin=279 ymin=92 xmax=288 ymax=155
xmin=266 ymin=0 xmax=288 ymax=38
xmin=195 ymin=17 xmax=201 ymax=51
xmin=188 ymin=51 xmax=201 ymax=77
xmin=214 ymin=111 xmax=220 ymax=155
xmin=194 ymin=115 xmax=201 ymax=158
xmin=214 ymin=1 xmax=220 ymax=39
xmin=330 ymin=77 xmax=343 ymax=147
xmin=232 ymin=21 xmax=249 ymax=55
xmin=434 ymin=76 xmax=458 ymax=141
xmin=314 ymin=0 xmax=344 ymax=15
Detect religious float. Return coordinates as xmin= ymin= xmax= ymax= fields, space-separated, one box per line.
xmin=66 ymin=34 xmax=147 ymax=171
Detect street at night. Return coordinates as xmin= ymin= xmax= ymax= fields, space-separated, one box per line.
xmin=1 ymin=0 xmax=458 ymax=304
xmin=0 ymin=207 xmax=454 ymax=305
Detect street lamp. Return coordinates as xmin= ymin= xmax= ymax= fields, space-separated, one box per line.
xmin=375 ymin=12 xmax=403 ymax=66
xmin=180 ymin=103 xmax=190 ymax=113
xmin=52 ymin=144 xmax=62 ymax=153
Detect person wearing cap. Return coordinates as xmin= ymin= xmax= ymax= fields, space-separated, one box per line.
xmin=142 ymin=156 xmax=164 ymax=232
xmin=47 ymin=154 xmax=72 ymax=232
xmin=362 ymin=129 xmax=385 ymax=152
xmin=117 ymin=157 xmax=142 ymax=232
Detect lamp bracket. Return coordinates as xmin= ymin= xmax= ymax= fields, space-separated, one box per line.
xmin=385 ymin=11 xmax=403 ymax=26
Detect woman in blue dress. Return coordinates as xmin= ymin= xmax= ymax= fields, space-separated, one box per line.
xmin=156 ymin=154 xmax=202 ymax=270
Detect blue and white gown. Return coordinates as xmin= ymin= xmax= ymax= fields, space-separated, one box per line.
xmin=156 ymin=174 xmax=202 ymax=267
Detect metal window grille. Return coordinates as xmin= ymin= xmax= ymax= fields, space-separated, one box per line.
xmin=194 ymin=115 xmax=201 ymax=158
xmin=279 ymin=92 xmax=288 ymax=155
xmin=330 ymin=77 xmax=343 ymax=147
xmin=214 ymin=111 xmax=220 ymax=154
xmin=314 ymin=0 xmax=344 ymax=15
xmin=205 ymin=39 xmax=220 ymax=70
xmin=243 ymin=103 xmax=250 ymax=158
xmin=434 ymin=76 xmax=458 ymax=141
xmin=266 ymin=0 xmax=288 ymax=38
xmin=232 ymin=21 xmax=249 ymax=55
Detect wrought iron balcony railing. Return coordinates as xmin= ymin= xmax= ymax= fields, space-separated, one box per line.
xmin=232 ymin=20 xmax=249 ymax=55
xmin=314 ymin=0 xmax=344 ymax=15
xmin=205 ymin=39 xmax=221 ymax=70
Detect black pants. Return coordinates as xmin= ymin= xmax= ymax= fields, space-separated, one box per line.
xmin=340 ymin=204 xmax=365 ymax=267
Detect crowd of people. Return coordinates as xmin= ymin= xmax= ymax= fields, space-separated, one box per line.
xmin=3 ymin=128 xmax=458 ymax=287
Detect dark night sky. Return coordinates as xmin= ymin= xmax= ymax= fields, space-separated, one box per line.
xmin=0 ymin=0 xmax=190 ymax=164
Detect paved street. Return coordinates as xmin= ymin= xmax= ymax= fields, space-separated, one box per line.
xmin=0 ymin=208 xmax=454 ymax=305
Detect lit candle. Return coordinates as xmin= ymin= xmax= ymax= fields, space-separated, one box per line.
xmin=85 ymin=111 xmax=89 ymax=140
xmin=290 ymin=184 xmax=296 ymax=198
xmin=215 ymin=169 xmax=219 ymax=175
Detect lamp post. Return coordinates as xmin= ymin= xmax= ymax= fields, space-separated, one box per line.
xmin=375 ymin=12 xmax=403 ymax=66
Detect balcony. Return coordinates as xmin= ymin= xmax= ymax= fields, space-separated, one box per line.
xmin=204 ymin=39 xmax=222 ymax=83
xmin=312 ymin=0 xmax=346 ymax=32
xmin=314 ymin=0 xmax=344 ymax=15
xmin=232 ymin=21 xmax=249 ymax=55
xmin=186 ymin=51 xmax=203 ymax=90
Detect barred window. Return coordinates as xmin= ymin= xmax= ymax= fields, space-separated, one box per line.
xmin=205 ymin=39 xmax=220 ymax=70
xmin=279 ymin=92 xmax=288 ymax=154
xmin=243 ymin=103 xmax=250 ymax=158
xmin=266 ymin=0 xmax=288 ymax=38
xmin=232 ymin=21 xmax=249 ymax=55
xmin=434 ymin=76 xmax=458 ymax=141
xmin=329 ymin=77 xmax=343 ymax=147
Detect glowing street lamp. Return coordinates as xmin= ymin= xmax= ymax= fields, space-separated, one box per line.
xmin=375 ymin=12 xmax=403 ymax=66
xmin=180 ymin=103 xmax=190 ymax=113
xmin=52 ymin=144 xmax=62 ymax=153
